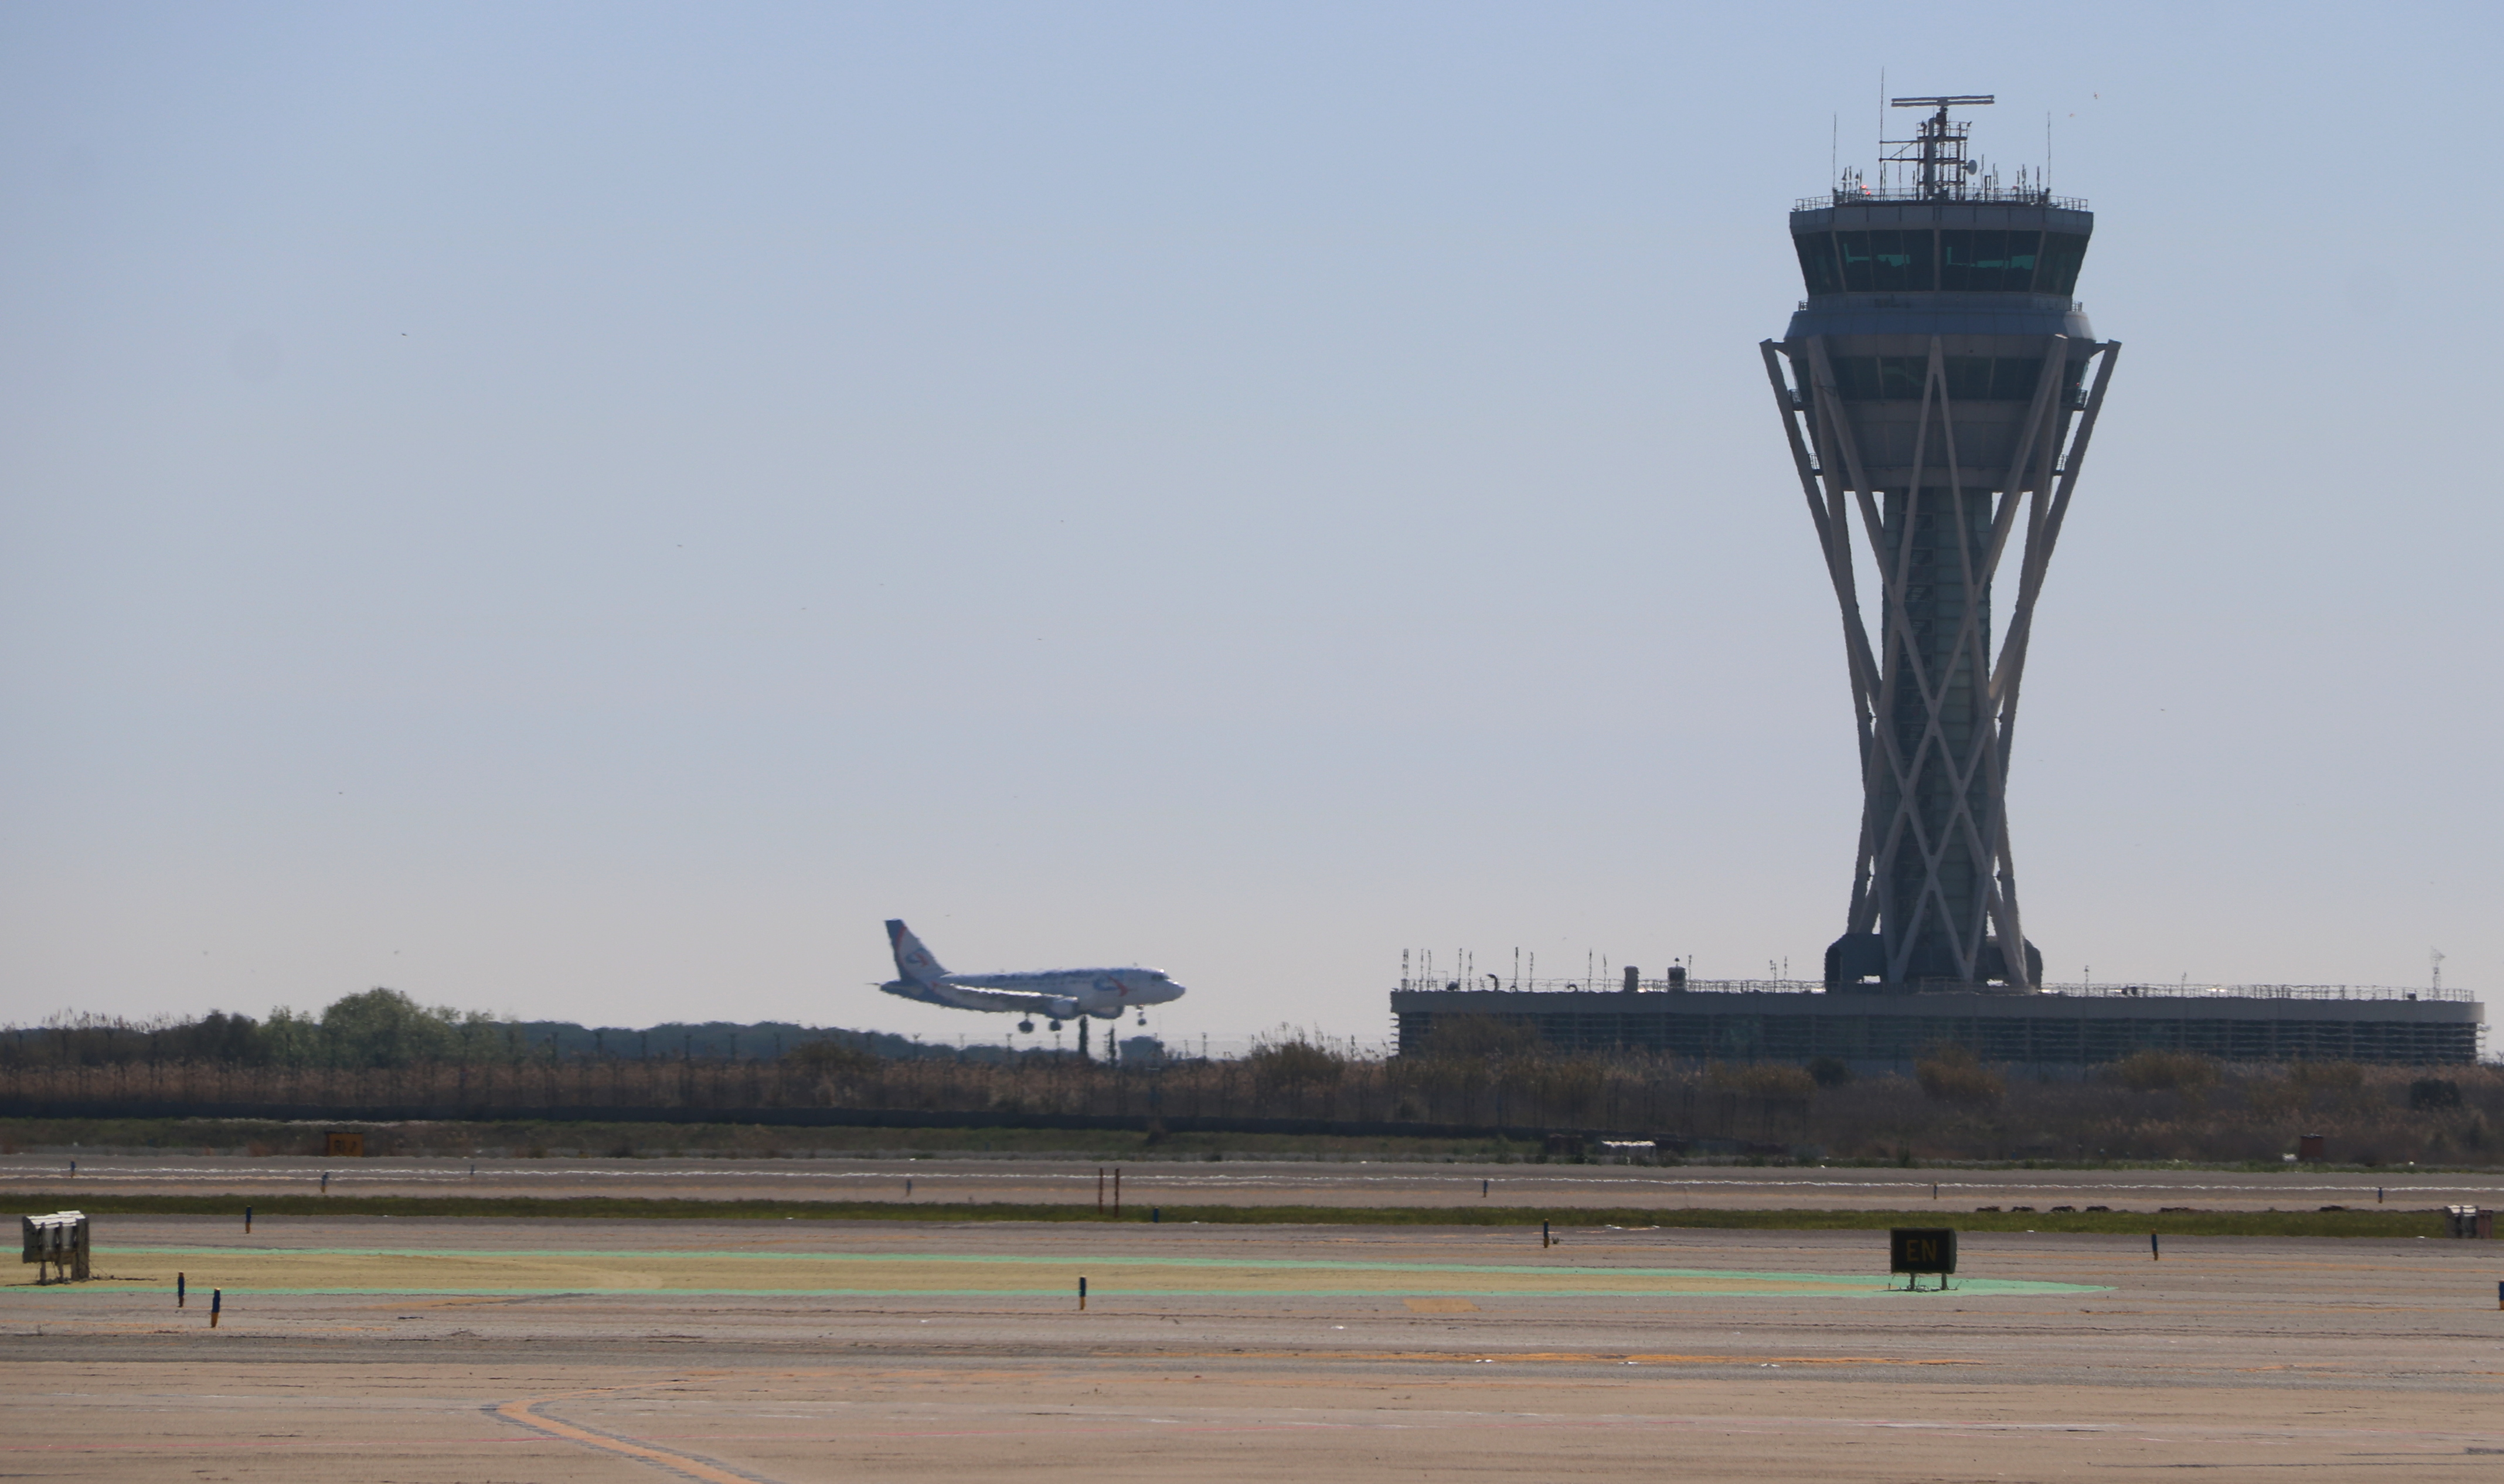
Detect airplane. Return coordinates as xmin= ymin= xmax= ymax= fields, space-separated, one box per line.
xmin=879 ymin=919 xmax=1186 ymax=1034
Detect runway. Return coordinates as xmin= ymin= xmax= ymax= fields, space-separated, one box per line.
xmin=8 ymin=1153 xmax=2498 ymax=1211
xmin=7 ymin=1214 xmax=2502 ymax=1480
xmin=70 ymin=1235 xmax=2098 ymax=1300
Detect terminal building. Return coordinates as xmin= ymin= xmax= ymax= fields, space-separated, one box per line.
xmin=1389 ymin=98 xmax=2482 ymax=1068
xmin=1389 ymin=975 xmax=2482 ymax=1069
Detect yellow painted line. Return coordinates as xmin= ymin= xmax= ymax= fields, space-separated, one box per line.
xmin=495 ymin=1387 xmax=777 ymax=1484
xmin=1127 ymin=1349 xmax=1975 ymax=1367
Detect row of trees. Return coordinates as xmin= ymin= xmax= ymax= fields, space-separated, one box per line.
xmin=2 ymin=992 xmax=528 ymax=1070
xmin=8 ymin=1002 xmax=2500 ymax=1164
xmin=4 ymin=995 xmax=1035 ymax=1072
xmin=6 ymin=1035 xmax=2495 ymax=1163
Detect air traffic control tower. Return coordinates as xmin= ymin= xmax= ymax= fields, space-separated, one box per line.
xmin=1388 ymin=97 xmax=2479 ymax=1067
xmin=1763 ymin=96 xmax=2115 ymax=993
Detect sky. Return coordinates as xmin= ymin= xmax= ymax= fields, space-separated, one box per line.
xmin=4 ymin=2 xmax=2498 ymax=1052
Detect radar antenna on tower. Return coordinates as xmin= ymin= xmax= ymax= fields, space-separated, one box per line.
xmin=1886 ymin=95 xmax=1995 ymax=200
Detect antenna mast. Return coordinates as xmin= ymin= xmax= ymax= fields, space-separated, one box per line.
xmin=1886 ymin=94 xmax=1995 ymax=201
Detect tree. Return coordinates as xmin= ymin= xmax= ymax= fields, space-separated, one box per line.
xmin=318 ymin=988 xmax=463 ymax=1068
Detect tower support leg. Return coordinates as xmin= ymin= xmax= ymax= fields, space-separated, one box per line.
xmin=1764 ymin=337 xmax=2119 ymax=989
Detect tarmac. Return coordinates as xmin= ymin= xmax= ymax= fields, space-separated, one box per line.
xmin=8 ymin=1209 xmax=2504 ymax=1480
xmin=9 ymin=1153 xmax=2502 ymax=1211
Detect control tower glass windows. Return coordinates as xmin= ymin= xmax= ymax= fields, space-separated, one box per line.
xmin=1940 ymin=230 xmax=2041 ymax=292
xmin=1834 ymin=230 xmax=1934 ymax=292
xmin=1795 ymin=227 xmax=2090 ymax=297
xmin=2036 ymin=232 xmax=2089 ymax=296
xmin=1795 ymin=233 xmax=1843 ymax=296
xmin=1830 ymin=355 xmax=2074 ymax=402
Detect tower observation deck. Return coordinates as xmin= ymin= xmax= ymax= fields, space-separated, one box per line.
xmin=1761 ymin=96 xmax=2120 ymax=993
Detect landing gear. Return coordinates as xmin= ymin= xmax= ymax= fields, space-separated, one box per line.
xmin=1018 ymin=1020 xmax=1035 ymax=1034
xmin=1047 ymin=1019 xmax=1062 ymax=1032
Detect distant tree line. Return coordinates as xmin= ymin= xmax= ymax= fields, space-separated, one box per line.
xmin=2 ymin=1006 xmax=2499 ymax=1164
xmin=0 ymin=989 xmax=974 ymax=1071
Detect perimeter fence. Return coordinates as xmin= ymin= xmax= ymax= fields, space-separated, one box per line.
xmin=3 ymin=1050 xmax=2501 ymax=1168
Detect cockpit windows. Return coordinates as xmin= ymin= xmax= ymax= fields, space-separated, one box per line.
xmin=1792 ymin=229 xmax=2089 ymax=297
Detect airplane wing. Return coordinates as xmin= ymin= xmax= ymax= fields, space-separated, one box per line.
xmin=943 ymin=972 xmax=1070 ymax=991
xmin=883 ymin=979 xmax=1078 ymax=1017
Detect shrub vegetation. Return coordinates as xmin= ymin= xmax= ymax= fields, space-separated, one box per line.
xmin=5 ymin=995 xmax=2502 ymax=1166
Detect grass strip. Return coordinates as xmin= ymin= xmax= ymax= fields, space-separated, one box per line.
xmin=5 ymin=1192 xmax=2450 ymax=1238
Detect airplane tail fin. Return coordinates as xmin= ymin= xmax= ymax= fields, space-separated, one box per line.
xmin=885 ymin=919 xmax=948 ymax=988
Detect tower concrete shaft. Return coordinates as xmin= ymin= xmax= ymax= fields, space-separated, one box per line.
xmin=1761 ymin=98 xmax=2118 ymax=992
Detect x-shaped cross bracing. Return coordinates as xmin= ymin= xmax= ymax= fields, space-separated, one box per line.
xmin=1761 ymin=334 xmax=2119 ymax=987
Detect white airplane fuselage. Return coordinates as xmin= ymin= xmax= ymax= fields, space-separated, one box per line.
xmin=878 ymin=920 xmax=1186 ymax=1024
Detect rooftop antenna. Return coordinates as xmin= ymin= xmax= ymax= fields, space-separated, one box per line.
xmin=2431 ymin=947 xmax=2445 ymax=992
xmin=1886 ymin=94 xmax=1995 ymax=200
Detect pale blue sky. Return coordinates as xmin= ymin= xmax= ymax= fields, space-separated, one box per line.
xmin=4 ymin=3 xmax=2496 ymax=1047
